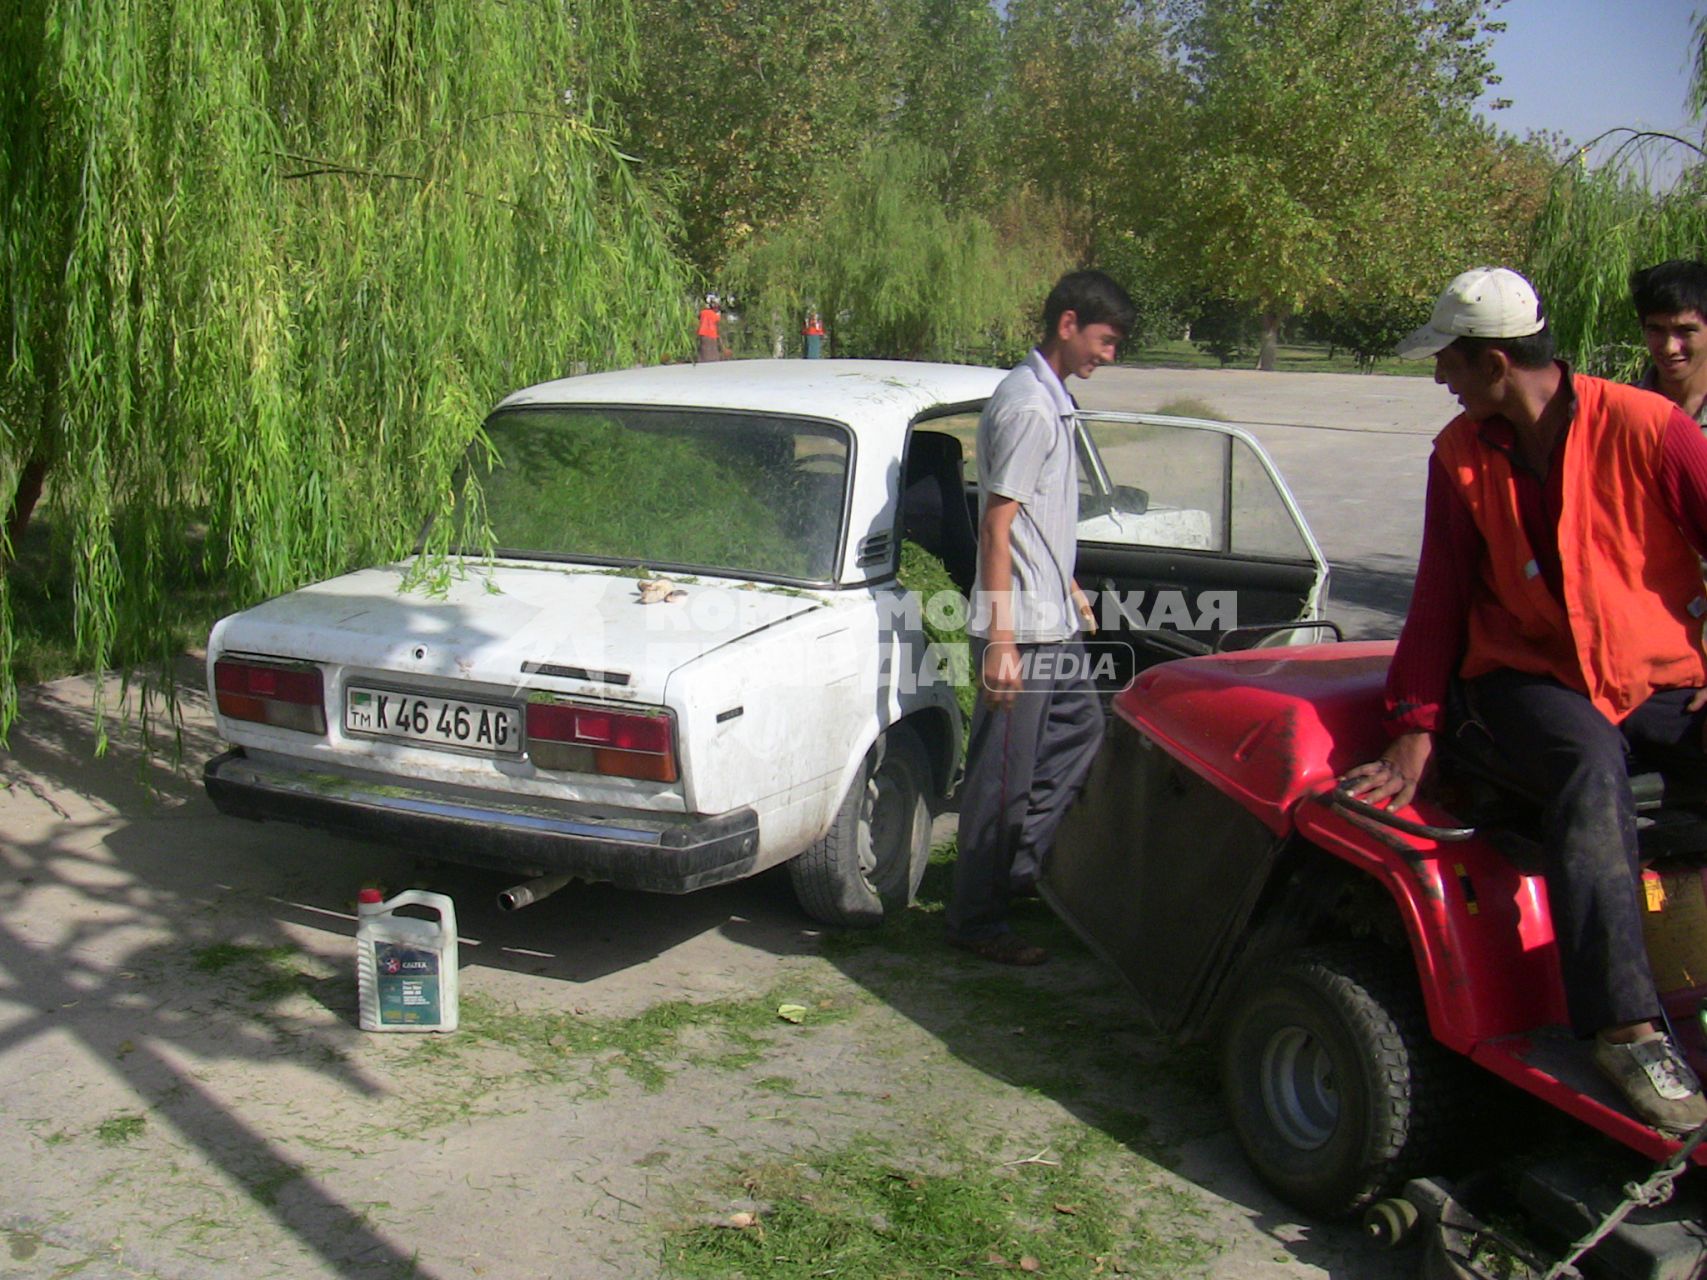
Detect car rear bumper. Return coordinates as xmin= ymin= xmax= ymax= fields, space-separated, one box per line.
xmin=202 ymin=749 xmax=761 ymax=893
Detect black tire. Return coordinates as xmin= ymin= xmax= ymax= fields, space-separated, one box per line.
xmin=1219 ymin=945 xmax=1448 ymax=1220
xmin=789 ymin=727 xmax=931 ymax=928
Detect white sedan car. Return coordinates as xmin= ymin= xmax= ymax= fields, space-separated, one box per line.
xmin=203 ymin=360 xmax=1328 ymax=925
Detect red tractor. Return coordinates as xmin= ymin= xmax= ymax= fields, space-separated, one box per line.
xmin=1046 ymin=638 xmax=1707 ymax=1278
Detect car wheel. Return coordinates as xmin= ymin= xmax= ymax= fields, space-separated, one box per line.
xmin=789 ymin=727 xmax=931 ymax=928
xmin=1220 ymin=945 xmax=1447 ymax=1220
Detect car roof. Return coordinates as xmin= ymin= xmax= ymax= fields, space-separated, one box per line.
xmin=496 ymin=359 xmax=1004 ymax=432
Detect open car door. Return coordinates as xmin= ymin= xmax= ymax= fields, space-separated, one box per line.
xmin=1070 ymin=412 xmax=1331 ymax=692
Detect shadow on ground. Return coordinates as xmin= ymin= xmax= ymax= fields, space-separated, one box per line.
xmin=3 ymin=668 xmax=1413 ymax=1278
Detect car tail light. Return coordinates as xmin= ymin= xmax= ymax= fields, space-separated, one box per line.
xmin=526 ymin=700 xmax=678 ymax=782
xmin=214 ymin=658 xmax=328 ymax=735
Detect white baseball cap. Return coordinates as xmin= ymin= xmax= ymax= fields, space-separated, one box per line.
xmin=1396 ymin=267 xmax=1546 ymax=359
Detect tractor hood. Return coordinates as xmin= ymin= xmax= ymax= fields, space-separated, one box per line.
xmin=1113 ymin=642 xmax=1397 ymax=835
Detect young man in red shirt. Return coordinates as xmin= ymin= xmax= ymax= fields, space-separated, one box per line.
xmin=1344 ymin=267 xmax=1707 ymax=1135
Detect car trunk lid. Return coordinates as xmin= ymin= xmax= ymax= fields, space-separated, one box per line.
xmin=217 ymin=560 xmax=824 ymax=703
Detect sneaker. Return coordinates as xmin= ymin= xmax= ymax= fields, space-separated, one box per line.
xmin=1593 ymin=1032 xmax=1707 ymax=1136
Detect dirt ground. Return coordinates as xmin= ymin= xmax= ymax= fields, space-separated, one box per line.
xmin=0 ymin=368 xmax=1453 ymax=1280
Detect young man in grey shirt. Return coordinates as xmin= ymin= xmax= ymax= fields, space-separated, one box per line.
xmin=947 ymin=270 xmax=1136 ymax=965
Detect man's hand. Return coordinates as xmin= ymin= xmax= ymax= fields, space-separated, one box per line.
xmin=1339 ymin=731 xmax=1434 ymax=811
xmin=1071 ymin=581 xmax=1097 ymax=635
xmin=981 ymin=639 xmax=1024 ymax=710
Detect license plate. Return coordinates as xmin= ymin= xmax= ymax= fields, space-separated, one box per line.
xmin=345 ymin=686 xmax=520 ymax=755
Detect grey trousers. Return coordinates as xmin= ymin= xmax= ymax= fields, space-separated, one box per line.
xmin=948 ymin=637 xmax=1106 ymax=940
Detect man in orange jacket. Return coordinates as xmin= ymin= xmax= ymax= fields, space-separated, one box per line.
xmin=1344 ymin=267 xmax=1707 ymax=1135
xmin=696 ymin=295 xmax=722 ymax=363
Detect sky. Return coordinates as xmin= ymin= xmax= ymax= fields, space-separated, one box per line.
xmin=1476 ymin=0 xmax=1701 ymax=177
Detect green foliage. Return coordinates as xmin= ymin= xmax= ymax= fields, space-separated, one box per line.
xmin=730 ymin=140 xmax=1074 ymax=362
xmin=667 ymin=1134 xmax=1210 ymax=1279
xmin=1 ymin=0 xmax=688 ymax=741
xmin=1528 ymin=149 xmax=1707 ymax=379
xmin=611 ymin=0 xmax=907 ymax=278
xmin=1302 ymin=301 xmax=1424 ymax=371
xmin=1189 ymin=298 xmax=1263 ymax=367
xmin=95 ymin=1114 xmax=148 ymax=1146
xmin=1520 ymin=6 xmax=1707 ymax=380
xmin=892 ymin=0 xmax=1006 ymax=206
xmin=1092 ymin=229 xmax=1192 ymax=350
xmin=1158 ymin=0 xmax=1515 ymax=368
xmin=467 ymin=409 xmax=843 ymax=580
xmin=1693 ymin=11 xmax=1707 ymax=121
xmin=898 ymin=540 xmax=974 ymax=725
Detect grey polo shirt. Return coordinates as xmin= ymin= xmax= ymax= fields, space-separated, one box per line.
xmin=1638 ymin=366 xmax=1707 ymax=427
xmin=969 ymin=349 xmax=1081 ymax=643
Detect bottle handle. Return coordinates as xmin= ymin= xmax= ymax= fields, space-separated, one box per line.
xmin=383 ymin=890 xmax=456 ymax=931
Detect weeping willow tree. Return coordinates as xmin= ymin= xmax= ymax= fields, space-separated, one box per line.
xmin=1526 ymin=140 xmax=1707 ymax=378
xmin=729 ymin=140 xmax=1075 ymax=364
xmin=0 ymin=0 xmax=688 ymax=743
xmin=1525 ymin=12 xmax=1707 ymax=378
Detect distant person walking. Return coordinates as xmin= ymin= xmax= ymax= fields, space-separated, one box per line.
xmin=697 ymin=295 xmax=723 ymax=363
xmin=803 ymin=309 xmax=825 ymax=359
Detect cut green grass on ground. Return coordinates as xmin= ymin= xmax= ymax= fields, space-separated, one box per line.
xmin=191 ymin=941 xmax=326 ymax=1003
xmin=95 ymin=1113 xmax=147 ymax=1145
xmin=665 ymin=1131 xmax=1214 ymax=1279
xmin=410 ymin=979 xmax=863 ymax=1098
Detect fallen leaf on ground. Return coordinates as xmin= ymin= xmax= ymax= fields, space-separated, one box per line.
xmin=1020 ymin=1258 xmax=1040 ymax=1273
xmin=776 ymin=1003 xmax=808 ymax=1024
xmin=725 ymin=1212 xmax=756 ymax=1229
xmin=1053 ymin=1203 xmax=1078 ymax=1216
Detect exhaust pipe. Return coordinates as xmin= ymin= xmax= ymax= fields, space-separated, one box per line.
xmin=497 ymin=873 xmax=572 ymax=912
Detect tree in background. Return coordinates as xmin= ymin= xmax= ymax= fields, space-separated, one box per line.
xmin=0 ymin=0 xmax=686 ymax=740
xmin=611 ymin=0 xmax=904 ymax=278
xmin=998 ymin=0 xmax=1187 ymax=341
xmin=1526 ymin=13 xmax=1707 ymax=378
xmin=730 ymin=141 xmax=1074 ymax=363
xmin=1157 ymin=0 xmax=1511 ymax=369
xmin=892 ymin=0 xmax=1007 ymax=208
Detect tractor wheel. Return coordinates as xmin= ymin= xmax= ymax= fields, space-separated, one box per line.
xmin=1220 ymin=945 xmax=1450 ymax=1219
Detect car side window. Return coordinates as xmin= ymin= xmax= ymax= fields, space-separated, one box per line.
xmin=1074 ymin=418 xmax=1225 ymax=552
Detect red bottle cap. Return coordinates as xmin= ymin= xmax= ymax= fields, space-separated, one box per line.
xmin=357 ymin=888 xmax=384 ymax=904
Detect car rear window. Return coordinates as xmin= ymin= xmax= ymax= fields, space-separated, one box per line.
xmin=453 ymin=406 xmax=851 ymax=582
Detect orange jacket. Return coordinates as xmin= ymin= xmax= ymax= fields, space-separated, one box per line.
xmin=1436 ymin=374 xmax=1707 ymax=723
xmin=697 ymin=308 xmax=720 ymax=339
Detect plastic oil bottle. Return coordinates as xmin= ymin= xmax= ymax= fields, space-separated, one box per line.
xmin=356 ymin=888 xmax=459 ymax=1032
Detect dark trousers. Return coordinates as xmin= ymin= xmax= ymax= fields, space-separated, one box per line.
xmin=948 ymin=637 xmax=1105 ymax=940
xmin=1454 ymin=669 xmax=1707 ymax=1037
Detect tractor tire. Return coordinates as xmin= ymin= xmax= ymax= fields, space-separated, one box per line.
xmin=789 ymin=727 xmax=931 ymax=928
xmin=1220 ymin=944 xmax=1450 ymax=1220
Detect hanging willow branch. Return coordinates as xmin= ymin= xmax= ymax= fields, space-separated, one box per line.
xmin=0 ymin=0 xmax=689 ymax=747
xmin=1526 ymin=124 xmax=1707 ymax=381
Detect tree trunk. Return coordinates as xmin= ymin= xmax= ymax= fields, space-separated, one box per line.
xmin=3 ymin=453 xmax=50 ymax=564
xmin=3 ymin=346 xmax=60 ymax=567
xmin=1258 ymin=312 xmax=1281 ymax=371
